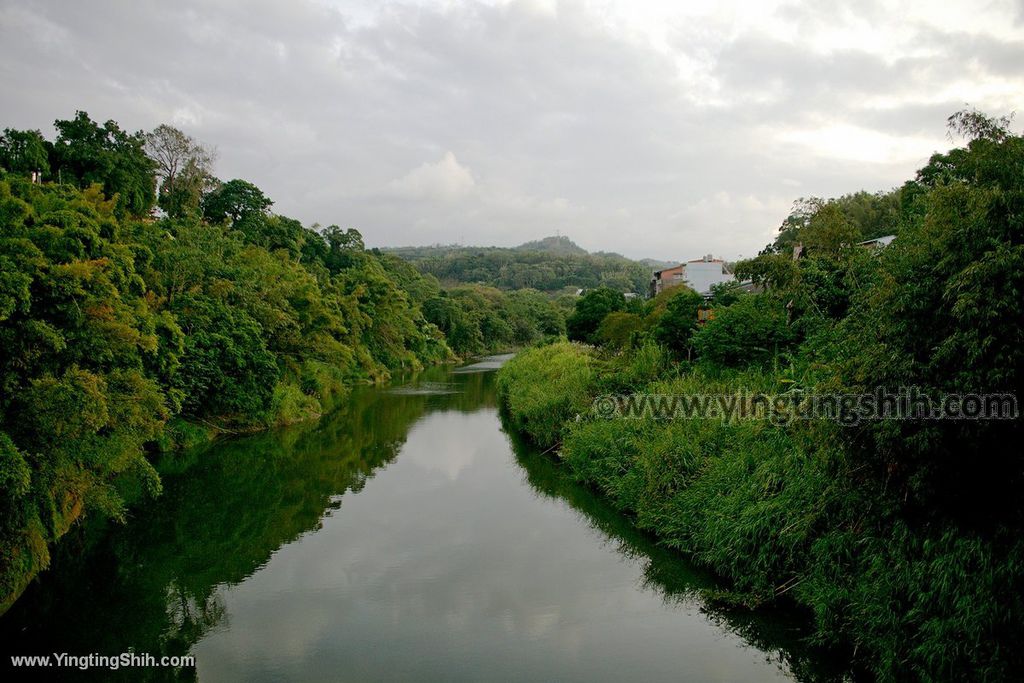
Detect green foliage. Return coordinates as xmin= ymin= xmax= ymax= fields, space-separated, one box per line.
xmin=424 ymin=285 xmax=565 ymax=357
xmin=692 ymin=295 xmax=795 ymax=367
xmin=145 ymin=124 xmax=215 ymax=219
xmin=769 ymin=190 xmax=903 ymax=255
xmin=566 ymin=287 xmax=625 ymax=343
xmin=0 ymin=129 xmax=50 ymax=176
xmin=496 ymin=342 xmax=594 ymax=448
xmin=171 ymin=294 xmax=280 ymax=418
xmin=0 ymin=110 xmax=570 ymax=614
xmin=51 ymin=111 xmax=156 ymax=217
xmin=385 ymin=238 xmax=651 ymax=294
xmin=824 ymin=112 xmax=1024 ymax=515
xmin=498 ymin=110 xmax=1024 ymax=678
xmin=650 ymin=286 xmax=702 ymax=356
xmin=596 ymin=311 xmax=642 ymax=349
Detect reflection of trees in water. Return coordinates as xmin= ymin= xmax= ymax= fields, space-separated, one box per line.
xmin=164 ymin=582 xmax=228 ymax=655
xmin=502 ymin=425 xmax=856 ymax=683
xmin=2 ymin=364 xmax=852 ymax=682
xmin=0 ymin=377 xmax=439 ymax=681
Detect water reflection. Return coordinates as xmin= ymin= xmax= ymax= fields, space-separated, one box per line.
xmin=0 ymin=357 xmax=849 ymax=682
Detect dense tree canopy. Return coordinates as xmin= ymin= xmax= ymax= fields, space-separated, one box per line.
xmin=386 ymin=241 xmax=652 ymax=295
xmin=51 ymin=111 xmax=156 ymax=217
xmin=0 ymin=111 xmax=570 ymax=612
xmin=566 ymin=287 xmax=625 ymax=343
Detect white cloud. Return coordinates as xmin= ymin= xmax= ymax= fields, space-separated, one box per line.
xmin=1 ymin=0 xmax=1022 ymax=259
xmin=388 ymin=151 xmax=476 ymax=202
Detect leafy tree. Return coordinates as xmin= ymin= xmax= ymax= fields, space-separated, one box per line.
xmin=0 ymin=129 xmax=50 ymax=176
xmin=733 ymin=253 xmax=798 ymax=291
xmin=424 ymin=294 xmax=483 ymax=356
xmin=202 ymin=178 xmax=273 ymax=225
xmin=51 ymin=111 xmax=156 ymax=216
xmin=596 ymin=311 xmax=642 ymax=349
xmin=144 ymin=124 xmax=215 ymax=219
xmin=648 ymin=286 xmax=702 ymax=356
xmin=692 ymin=295 xmax=794 ymax=367
xmin=831 ymin=109 xmax=1024 ymax=515
xmin=566 ymin=288 xmax=625 ymax=343
xmin=708 ymin=281 xmax=747 ymax=307
xmin=771 ymin=197 xmax=823 ymax=253
xmin=799 ymin=203 xmax=860 ymax=255
xmin=386 ymin=242 xmax=652 ymax=294
xmin=171 ymin=294 xmax=280 ymax=417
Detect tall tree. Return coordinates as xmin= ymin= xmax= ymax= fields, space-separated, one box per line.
xmin=51 ymin=111 xmax=156 ymax=216
xmin=0 ymin=129 xmax=50 ymax=176
xmin=144 ymin=124 xmax=215 ymax=219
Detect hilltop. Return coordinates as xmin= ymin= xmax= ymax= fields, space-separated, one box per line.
xmin=513 ymin=235 xmax=588 ymax=256
xmin=382 ymin=236 xmax=657 ymax=294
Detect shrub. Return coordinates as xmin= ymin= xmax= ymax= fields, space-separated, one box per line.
xmin=496 ymin=342 xmax=594 ymax=448
xmin=692 ymin=295 xmax=795 ymax=367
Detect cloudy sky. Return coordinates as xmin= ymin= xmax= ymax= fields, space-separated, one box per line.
xmin=2 ymin=0 xmax=1022 ymax=259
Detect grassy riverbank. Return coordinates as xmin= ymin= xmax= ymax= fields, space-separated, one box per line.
xmin=497 ymin=343 xmax=1022 ymax=680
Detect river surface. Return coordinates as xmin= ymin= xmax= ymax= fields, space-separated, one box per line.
xmin=1 ymin=355 xmax=843 ymax=682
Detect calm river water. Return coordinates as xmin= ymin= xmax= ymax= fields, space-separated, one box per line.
xmin=1 ymin=355 xmax=846 ymax=682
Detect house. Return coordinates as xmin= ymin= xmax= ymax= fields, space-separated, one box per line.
xmin=650 ymin=263 xmax=686 ymax=296
xmin=650 ymin=255 xmax=735 ymax=298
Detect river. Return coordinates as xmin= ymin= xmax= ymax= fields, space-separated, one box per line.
xmin=1 ymin=355 xmax=845 ymax=681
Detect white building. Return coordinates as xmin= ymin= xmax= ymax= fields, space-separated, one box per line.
xmin=651 ymin=255 xmax=734 ymax=297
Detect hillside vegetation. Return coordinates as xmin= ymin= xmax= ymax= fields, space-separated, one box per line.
xmin=384 ymin=236 xmax=654 ymax=294
xmin=497 ymin=110 xmax=1024 ymax=680
xmin=0 ymin=111 xmax=564 ymax=611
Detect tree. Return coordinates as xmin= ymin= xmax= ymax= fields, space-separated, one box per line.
xmin=566 ymin=288 xmax=625 ymax=343
xmin=692 ymin=295 xmax=794 ymax=367
xmin=144 ymin=124 xmax=215 ymax=219
xmin=650 ymin=286 xmax=702 ymax=356
xmin=202 ymin=179 xmax=291 ymax=252
xmin=800 ymin=203 xmax=860 ymax=255
xmin=831 ymin=108 xmax=1024 ymax=515
xmin=322 ymin=226 xmax=366 ymax=272
xmin=202 ymin=178 xmax=272 ymax=225
xmin=0 ymin=129 xmax=50 ymax=176
xmin=171 ymin=294 xmax=280 ymax=418
xmin=596 ymin=311 xmax=642 ymax=349
xmin=51 ymin=111 xmax=156 ymax=216
xmin=771 ymin=197 xmax=824 ymax=253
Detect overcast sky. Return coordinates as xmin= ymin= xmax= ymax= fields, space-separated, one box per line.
xmin=2 ymin=0 xmax=1022 ymax=259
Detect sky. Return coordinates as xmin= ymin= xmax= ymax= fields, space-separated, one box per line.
xmin=1 ymin=0 xmax=1022 ymax=260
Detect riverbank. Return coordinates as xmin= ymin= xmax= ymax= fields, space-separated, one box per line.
xmin=496 ymin=341 xmax=1023 ymax=681
xmin=2 ymin=356 xmax=846 ymax=681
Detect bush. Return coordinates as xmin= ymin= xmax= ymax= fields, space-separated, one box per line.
xmin=566 ymin=287 xmax=625 ymax=343
xmin=692 ymin=295 xmax=795 ymax=367
xmin=496 ymin=341 xmax=594 ymax=448
xmin=596 ymin=311 xmax=642 ymax=349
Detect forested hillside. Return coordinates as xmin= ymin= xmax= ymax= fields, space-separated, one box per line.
xmin=497 ymin=110 xmax=1024 ymax=680
xmin=0 ymin=111 xmax=565 ymax=612
xmin=384 ymin=237 xmax=653 ymax=294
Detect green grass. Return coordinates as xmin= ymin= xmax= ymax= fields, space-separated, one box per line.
xmin=497 ymin=346 xmax=1024 ymax=680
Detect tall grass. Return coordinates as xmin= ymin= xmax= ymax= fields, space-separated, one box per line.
xmin=495 ymin=341 xmax=594 ymax=448
xmin=498 ymin=347 xmax=1024 ymax=680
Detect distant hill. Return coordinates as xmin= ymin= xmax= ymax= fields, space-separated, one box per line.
xmin=382 ymin=236 xmax=657 ymax=294
xmin=638 ymin=257 xmax=678 ymax=271
xmin=513 ymin=235 xmax=588 ymax=256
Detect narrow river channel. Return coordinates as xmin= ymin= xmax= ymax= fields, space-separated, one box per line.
xmin=1 ymin=355 xmax=845 ymax=682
